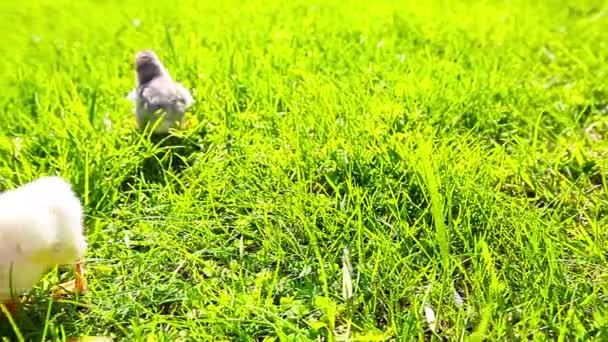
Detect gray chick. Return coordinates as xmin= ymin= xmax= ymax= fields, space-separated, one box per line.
xmin=127 ymin=50 xmax=194 ymax=134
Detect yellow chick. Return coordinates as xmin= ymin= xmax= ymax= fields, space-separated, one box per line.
xmin=0 ymin=176 xmax=87 ymax=318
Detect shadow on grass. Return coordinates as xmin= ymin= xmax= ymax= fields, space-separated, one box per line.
xmin=0 ymin=296 xmax=88 ymax=341
xmin=120 ymin=128 xmax=208 ymax=191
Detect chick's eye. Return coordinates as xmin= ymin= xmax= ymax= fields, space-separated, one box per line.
xmin=51 ymin=243 xmax=62 ymax=253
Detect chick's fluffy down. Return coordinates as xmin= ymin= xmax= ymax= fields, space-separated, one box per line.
xmin=0 ymin=176 xmax=86 ymax=299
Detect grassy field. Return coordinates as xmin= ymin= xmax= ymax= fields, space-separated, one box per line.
xmin=1 ymin=0 xmax=608 ymax=340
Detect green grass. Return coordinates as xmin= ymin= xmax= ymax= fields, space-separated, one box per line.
xmin=1 ymin=0 xmax=608 ymax=340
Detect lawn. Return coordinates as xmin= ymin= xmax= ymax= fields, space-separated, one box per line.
xmin=1 ymin=0 xmax=608 ymax=340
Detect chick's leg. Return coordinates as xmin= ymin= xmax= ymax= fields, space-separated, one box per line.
xmin=52 ymin=258 xmax=87 ymax=299
xmin=0 ymin=301 xmax=19 ymax=320
xmin=74 ymin=258 xmax=87 ymax=292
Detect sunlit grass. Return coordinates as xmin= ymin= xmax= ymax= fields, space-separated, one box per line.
xmin=1 ymin=0 xmax=608 ymax=340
